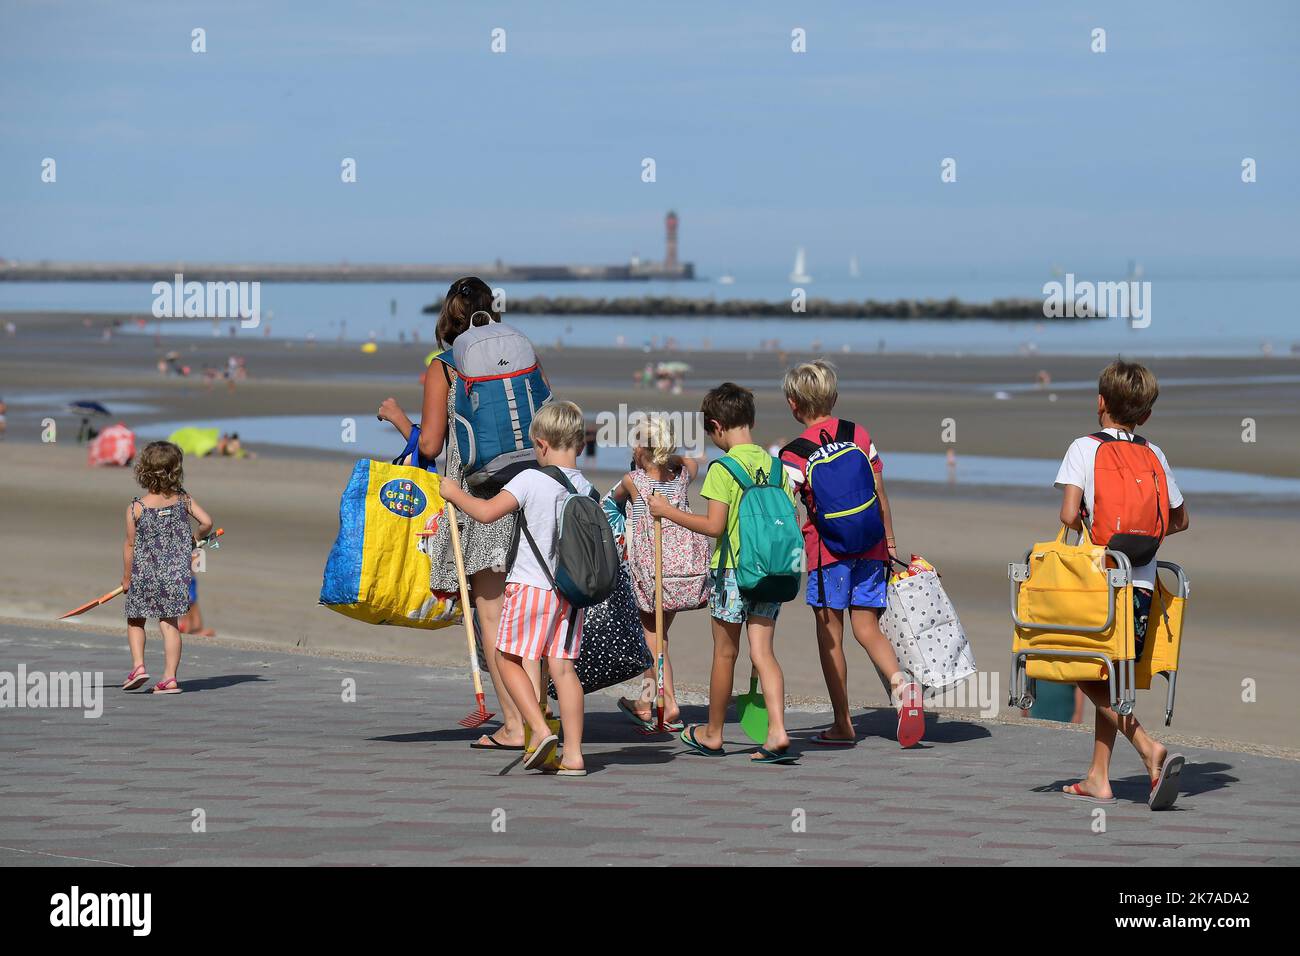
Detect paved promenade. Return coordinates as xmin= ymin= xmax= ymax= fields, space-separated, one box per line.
xmin=2 ymin=621 xmax=1297 ymax=867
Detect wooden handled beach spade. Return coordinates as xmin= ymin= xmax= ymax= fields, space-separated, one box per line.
xmin=445 ymin=502 xmax=495 ymax=729
xmin=653 ymin=513 xmax=666 ymax=733
xmin=59 ymin=529 xmax=225 ymax=619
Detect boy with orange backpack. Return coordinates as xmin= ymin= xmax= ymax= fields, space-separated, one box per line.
xmin=1054 ymin=359 xmax=1189 ymax=810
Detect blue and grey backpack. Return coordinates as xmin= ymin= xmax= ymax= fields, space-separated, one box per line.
xmin=439 ymin=317 xmax=551 ymax=493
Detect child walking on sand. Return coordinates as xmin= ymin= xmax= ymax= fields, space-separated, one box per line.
xmin=610 ymin=414 xmax=709 ymax=731
xmin=121 ymin=441 xmax=214 ymax=694
xmin=1055 ymin=359 xmax=1188 ymax=809
xmin=649 ymin=383 xmax=799 ymax=764
xmin=440 ymin=401 xmax=594 ymax=776
xmin=778 ymin=361 xmax=925 ymax=748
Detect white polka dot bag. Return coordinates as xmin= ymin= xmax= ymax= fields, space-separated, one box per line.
xmin=879 ymin=556 xmax=977 ymax=691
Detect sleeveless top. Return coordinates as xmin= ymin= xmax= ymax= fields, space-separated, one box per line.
xmin=124 ymin=495 xmax=194 ymax=619
xmin=627 ymin=468 xmax=690 ymax=526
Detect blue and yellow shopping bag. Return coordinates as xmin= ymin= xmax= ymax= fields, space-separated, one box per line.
xmin=320 ymin=431 xmax=459 ymax=629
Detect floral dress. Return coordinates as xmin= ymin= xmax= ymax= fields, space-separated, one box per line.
xmin=124 ymin=496 xmax=193 ymax=619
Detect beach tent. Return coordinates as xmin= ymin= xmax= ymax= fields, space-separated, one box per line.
xmin=87 ymin=423 xmax=136 ymax=467
xmin=168 ymin=426 xmax=220 ymax=458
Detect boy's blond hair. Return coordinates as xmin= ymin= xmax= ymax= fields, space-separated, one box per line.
xmin=635 ymin=413 xmax=677 ymax=467
xmin=529 ymin=400 xmax=586 ymax=450
xmin=782 ymin=360 xmax=839 ymax=419
xmin=1098 ymin=358 xmax=1159 ymax=426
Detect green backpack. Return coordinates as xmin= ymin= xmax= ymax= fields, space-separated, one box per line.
xmin=714 ymin=455 xmax=803 ymax=603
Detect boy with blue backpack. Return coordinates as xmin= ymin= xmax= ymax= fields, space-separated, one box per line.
xmin=648 ymin=382 xmax=802 ymax=764
xmin=779 ymin=361 xmax=925 ymax=748
xmin=441 ymin=401 xmax=619 ymax=776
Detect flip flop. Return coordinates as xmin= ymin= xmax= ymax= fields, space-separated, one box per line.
xmin=1061 ymin=782 xmax=1117 ymax=805
xmin=750 ymin=746 xmax=798 ymax=765
xmin=122 ymin=665 xmax=150 ymax=691
xmin=523 ymin=734 xmax=559 ymax=771
xmin=896 ymin=681 xmax=925 ymax=748
xmin=809 ymin=732 xmax=856 ymax=746
xmin=470 ymin=733 xmax=524 ymax=751
xmin=1148 ymin=753 xmax=1185 ymax=811
xmin=663 ymin=718 xmax=685 ymax=733
xmin=617 ymin=698 xmax=655 ymax=730
xmin=542 ymin=765 xmax=588 ymax=777
xmin=151 ymin=677 xmax=182 ymax=695
xmin=679 ymin=725 xmax=725 ymax=757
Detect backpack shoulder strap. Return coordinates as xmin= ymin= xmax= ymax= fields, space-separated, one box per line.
xmin=781 ymin=437 xmax=817 ymax=460
xmin=835 ymin=419 xmax=856 ymax=443
xmin=713 ymin=456 xmax=752 ymax=490
xmin=540 ymin=465 xmax=577 ymax=495
xmin=1130 ymin=434 xmax=1149 ymax=446
xmin=1089 ymin=431 xmax=1113 ymax=443
xmin=764 ymin=455 xmax=784 ymax=487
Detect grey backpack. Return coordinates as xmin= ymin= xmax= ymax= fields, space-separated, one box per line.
xmin=511 ymin=467 xmax=620 ymax=647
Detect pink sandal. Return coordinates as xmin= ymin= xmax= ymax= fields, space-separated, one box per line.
xmin=151 ymin=677 xmax=182 ymax=695
xmin=123 ymin=665 xmax=150 ymax=690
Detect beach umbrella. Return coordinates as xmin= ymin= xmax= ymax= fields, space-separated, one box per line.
xmin=87 ymin=423 xmax=136 ymax=467
xmin=168 ymin=426 xmax=220 ymax=458
xmin=66 ymin=400 xmax=111 ymax=417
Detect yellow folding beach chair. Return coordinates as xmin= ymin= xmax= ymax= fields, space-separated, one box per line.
xmin=1008 ymin=526 xmax=1189 ymax=725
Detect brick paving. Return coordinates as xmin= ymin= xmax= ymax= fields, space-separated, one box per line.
xmin=1 ymin=622 xmax=1297 ymax=866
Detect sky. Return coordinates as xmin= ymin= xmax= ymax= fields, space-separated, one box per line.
xmin=1 ymin=0 xmax=1298 ymax=279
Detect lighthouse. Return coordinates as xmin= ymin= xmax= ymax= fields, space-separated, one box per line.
xmin=665 ymin=210 xmax=679 ymax=270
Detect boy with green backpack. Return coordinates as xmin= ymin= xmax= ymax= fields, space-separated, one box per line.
xmin=648 ymin=382 xmax=802 ymax=764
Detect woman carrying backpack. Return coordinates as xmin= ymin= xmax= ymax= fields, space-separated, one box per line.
xmin=610 ymin=415 xmax=711 ymax=731
xmin=377 ymin=277 xmax=549 ymax=751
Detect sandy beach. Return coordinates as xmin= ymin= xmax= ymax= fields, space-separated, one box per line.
xmin=3 ymin=311 xmax=1298 ymax=749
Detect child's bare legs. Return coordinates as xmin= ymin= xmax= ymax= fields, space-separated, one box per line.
xmin=746 ymin=615 xmax=790 ymax=757
xmin=549 ymin=656 xmax=584 ymax=770
xmin=623 ymin=610 xmax=679 ymax=723
xmin=470 ymin=570 xmax=539 ymax=747
xmin=812 ymin=607 xmax=854 ymax=740
xmin=691 ymin=617 xmax=741 ymax=750
xmin=1072 ymin=680 xmax=1168 ymax=800
xmin=158 ymin=617 xmax=182 ymax=680
xmin=848 ymin=607 xmax=910 ymax=703
xmin=127 ymin=617 xmax=147 ymax=670
xmin=497 ymin=651 xmax=551 ymax=745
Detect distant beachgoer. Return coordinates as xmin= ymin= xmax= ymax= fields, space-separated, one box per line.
xmin=779 ymin=360 xmax=923 ymax=748
xmin=216 ymin=432 xmax=255 ymax=459
xmin=121 ymin=441 xmax=215 ymax=695
xmin=0 ymin=398 xmax=7 ymax=440
xmin=179 ymin=565 xmax=216 ymax=638
xmin=1054 ymin=359 xmax=1188 ymax=809
xmin=377 ymin=276 xmax=548 ymax=751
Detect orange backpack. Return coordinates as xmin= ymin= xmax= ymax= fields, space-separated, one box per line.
xmin=1083 ymin=432 xmax=1169 ymax=566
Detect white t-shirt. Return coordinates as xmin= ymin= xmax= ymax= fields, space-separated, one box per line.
xmin=1054 ymin=428 xmax=1184 ymax=590
xmin=503 ymin=466 xmax=594 ymax=590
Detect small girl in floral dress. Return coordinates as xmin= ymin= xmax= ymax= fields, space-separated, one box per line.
xmin=122 ymin=441 xmax=214 ymax=694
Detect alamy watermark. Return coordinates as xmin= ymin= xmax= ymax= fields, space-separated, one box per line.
xmin=0 ymin=665 xmax=103 ymax=718
xmin=152 ymin=272 xmax=260 ymax=328
xmin=594 ymin=405 xmax=706 ymax=460
xmin=1042 ymin=273 xmax=1151 ymax=328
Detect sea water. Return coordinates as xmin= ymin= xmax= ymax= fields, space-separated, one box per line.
xmin=4 ymin=274 xmax=1299 ymax=357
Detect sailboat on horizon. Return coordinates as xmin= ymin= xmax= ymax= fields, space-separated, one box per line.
xmin=789 ymin=247 xmax=812 ymax=284
xmin=848 ymin=254 xmax=860 ymax=279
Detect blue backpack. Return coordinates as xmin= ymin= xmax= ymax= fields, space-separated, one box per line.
xmin=440 ymin=319 xmax=551 ymax=493
xmin=782 ymin=420 xmax=884 ymax=557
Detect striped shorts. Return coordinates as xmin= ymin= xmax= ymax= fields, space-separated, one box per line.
xmin=496 ymin=582 xmax=583 ymax=661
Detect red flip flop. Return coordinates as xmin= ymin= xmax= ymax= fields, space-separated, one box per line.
xmin=896 ymin=682 xmax=925 ymax=748
xmin=1061 ymin=782 xmax=1117 ymax=805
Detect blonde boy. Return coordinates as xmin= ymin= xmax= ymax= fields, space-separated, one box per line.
xmin=441 ymin=401 xmax=592 ymax=776
xmin=778 ymin=360 xmax=924 ymax=748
